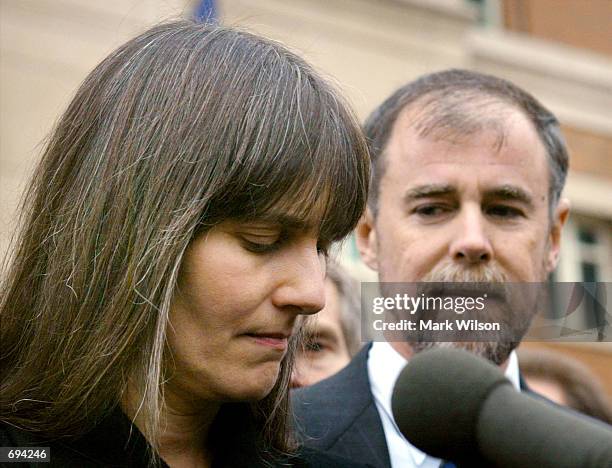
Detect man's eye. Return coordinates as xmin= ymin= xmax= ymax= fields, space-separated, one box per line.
xmin=413 ymin=205 xmax=450 ymax=217
xmin=487 ymin=205 xmax=523 ymax=218
xmin=316 ymin=240 xmax=330 ymax=257
xmin=306 ymin=341 xmax=323 ymax=352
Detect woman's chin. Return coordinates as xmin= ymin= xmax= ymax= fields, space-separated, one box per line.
xmin=223 ymin=363 xmax=282 ymax=401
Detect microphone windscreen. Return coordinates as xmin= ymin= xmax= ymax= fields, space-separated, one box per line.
xmin=391 ymin=347 xmax=511 ymax=461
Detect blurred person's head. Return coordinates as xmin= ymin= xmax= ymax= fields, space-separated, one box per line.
xmin=291 ymin=262 xmax=362 ymax=388
xmin=356 ymin=69 xmax=570 ymax=365
xmin=0 ymin=21 xmax=369 ymax=465
xmin=518 ymin=349 xmax=612 ymax=424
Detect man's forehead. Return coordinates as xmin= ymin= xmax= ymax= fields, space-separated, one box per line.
xmin=401 ymin=182 xmax=536 ymax=207
xmin=379 ymin=106 xmax=550 ymax=207
xmin=393 ymin=92 xmax=517 ymax=141
xmin=385 ymin=154 xmax=545 ymax=201
xmin=386 ymin=106 xmax=547 ymax=169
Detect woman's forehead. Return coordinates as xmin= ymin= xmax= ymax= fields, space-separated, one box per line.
xmin=240 ymin=185 xmax=332 ymax=231
xmin=240 ymin=205 xmax=324 ymax=231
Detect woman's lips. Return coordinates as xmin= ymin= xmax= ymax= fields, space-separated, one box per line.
xmin=245 ymin=333 xmax=289 ymax=350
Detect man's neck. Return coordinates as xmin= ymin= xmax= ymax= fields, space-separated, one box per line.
xmin=388 ymin=341 xmax=414 ymax=361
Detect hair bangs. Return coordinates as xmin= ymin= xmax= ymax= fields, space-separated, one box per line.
xmin=200 ymin=50 xmax=369 ymax=242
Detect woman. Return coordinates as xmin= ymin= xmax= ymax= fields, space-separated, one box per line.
xmin=0 ymin=21 xmax=369 ymax=467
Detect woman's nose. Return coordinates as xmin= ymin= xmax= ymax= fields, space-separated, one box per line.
xmin=271 ymin=244 xmax=326 ymax=315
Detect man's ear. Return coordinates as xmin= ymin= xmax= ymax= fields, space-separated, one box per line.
xmin=355 ymin=207 xmax=379 ymax=271
xmin=547 ymin=197 xmax=570 ymax=272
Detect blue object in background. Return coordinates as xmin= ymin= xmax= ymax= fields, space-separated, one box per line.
xmin=194 ymin=0 xmax=217 ymax=23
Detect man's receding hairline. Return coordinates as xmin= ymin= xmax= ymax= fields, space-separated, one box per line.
xmin=394 ymin=92 xmax=523 ymax=140
xmin=375 ymin=94 xmax=553 ymax=208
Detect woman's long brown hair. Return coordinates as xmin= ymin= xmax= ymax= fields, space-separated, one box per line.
xmin=0 ymin=21 xmax=369 ymax=464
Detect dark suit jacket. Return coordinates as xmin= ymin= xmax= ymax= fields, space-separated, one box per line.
xmin=292 ymin=343 xmax=392 ymax=468
xmin=291 ymin=343 xmax=539 ymax=468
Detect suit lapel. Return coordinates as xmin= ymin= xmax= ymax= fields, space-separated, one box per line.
xmin=292 ymin=343 xmax=391 ymax=468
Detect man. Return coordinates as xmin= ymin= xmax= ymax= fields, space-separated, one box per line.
xmin=291 ymin=262 xmax=362 ymax=388
xmin=292 ymin=69 xmax=570 ymax=467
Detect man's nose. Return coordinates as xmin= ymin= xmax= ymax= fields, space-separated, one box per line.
xmin=448 ymin=208 xmax=493 ymax=265
xmin=271 ymin=245 xmax=326 ymax=316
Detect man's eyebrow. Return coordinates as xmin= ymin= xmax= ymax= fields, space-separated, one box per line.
xmin=403 ymin=184 xmax=457 ymax=203
xmin=484 ymin=185 xmax=534 ymax=206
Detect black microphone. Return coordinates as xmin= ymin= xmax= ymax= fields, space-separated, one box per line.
xmin=391 ymin=348 xmax=612 ymax=467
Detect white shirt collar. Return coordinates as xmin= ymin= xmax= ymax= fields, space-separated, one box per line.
xmin=367 ymin=342 xmax=521 ymax=467
xmin=504 ymin=349 xmax=521 ymax=391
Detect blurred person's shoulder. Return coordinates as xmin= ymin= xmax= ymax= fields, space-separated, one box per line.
xmin=291 ymin=343 xmax=377 ymax=446
xmin=293 ymin=343 xmax=372 ymax=413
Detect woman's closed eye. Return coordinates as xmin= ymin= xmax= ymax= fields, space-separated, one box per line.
xmin=239 ymin=225 xmax=330 ymax=257
xmin=243 ymin=236 xmax=330 ymax=256
xmin=241 ymin=232 xmax=286 ymax=253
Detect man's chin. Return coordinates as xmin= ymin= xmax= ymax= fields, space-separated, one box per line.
xmin=410 ymin=341 xmax=517 ymax=366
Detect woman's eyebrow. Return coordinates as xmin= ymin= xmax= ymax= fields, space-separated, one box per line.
xmin=246 ymin=214 xmax=316 ymax=231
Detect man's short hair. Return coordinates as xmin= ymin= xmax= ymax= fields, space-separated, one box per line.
xmin=364 ymin=69 xmax=569 ymax=214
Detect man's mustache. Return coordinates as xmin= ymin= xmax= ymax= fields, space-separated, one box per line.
xmin=417 ymin=281 xmax=508 ymax=303
xmin=421 ymin=263 xmax=509 ymax=283
xmin=419 ymin=263 xmax=510 ymax=302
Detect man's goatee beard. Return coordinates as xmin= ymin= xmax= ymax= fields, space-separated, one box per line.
xmin=409 ymin=340 xmax=517 ymax=366
xmin=412 ymin=263 xmax=516 ymax=366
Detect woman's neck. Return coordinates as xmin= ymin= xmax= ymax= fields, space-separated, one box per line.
xmin=123 ymin=384 xmax=221 ymax=468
